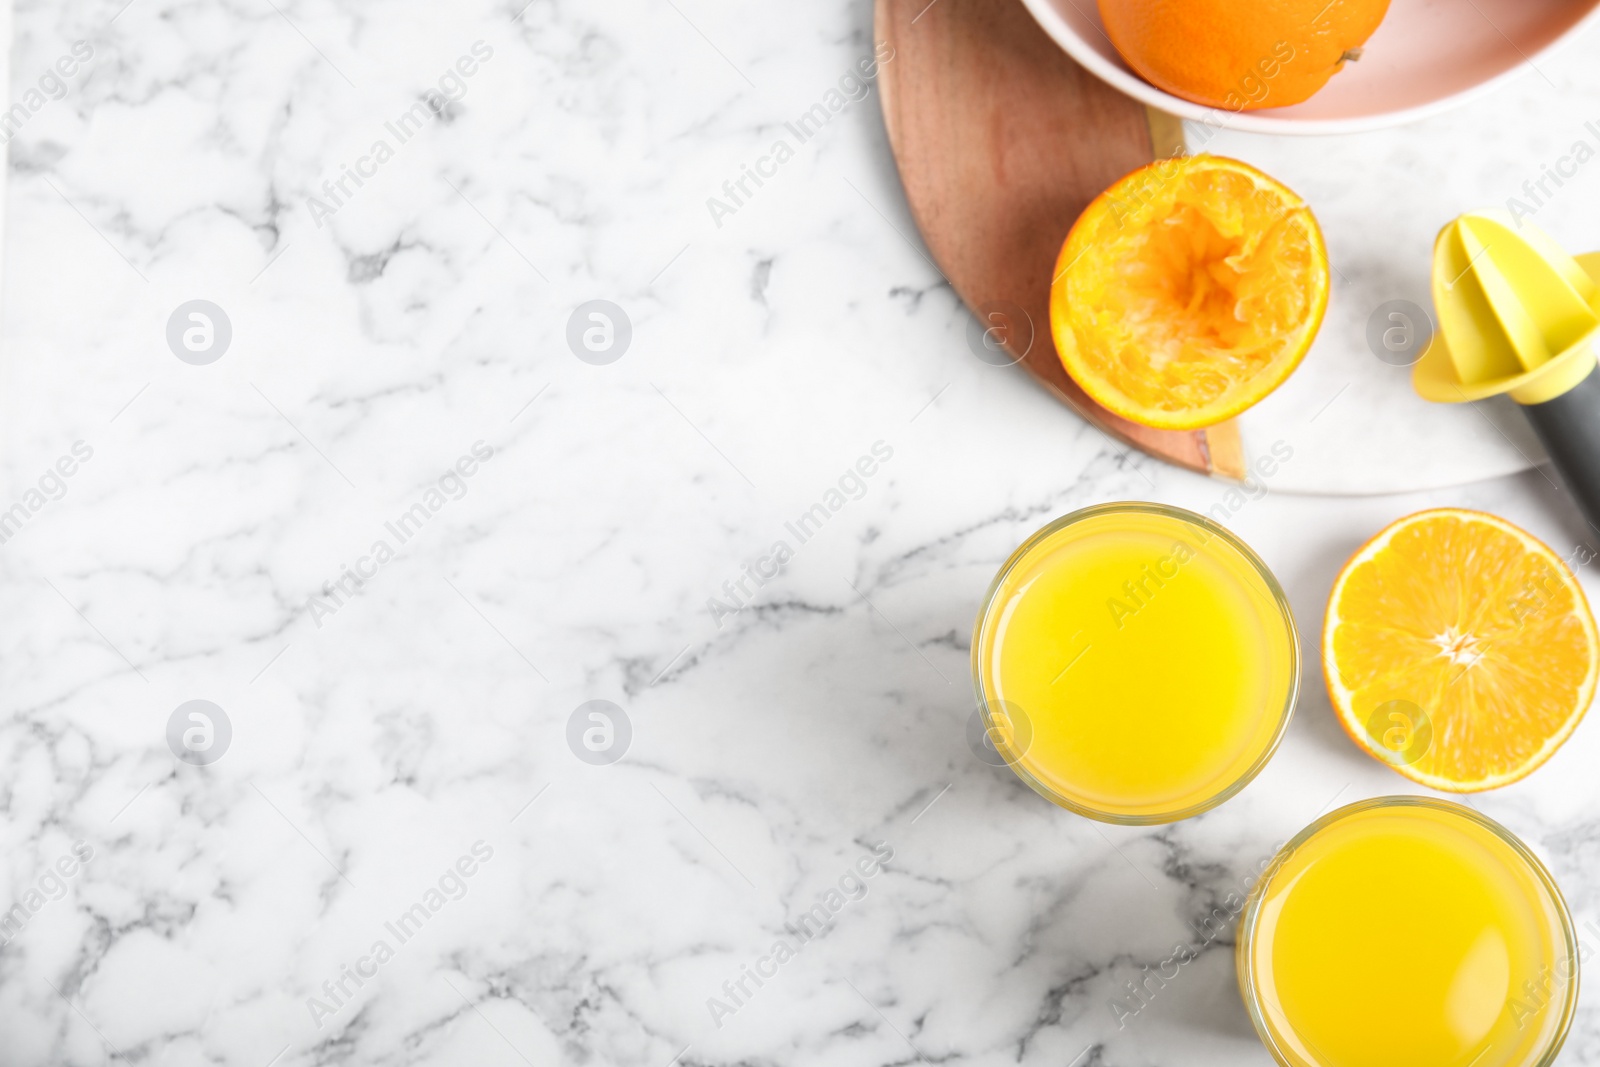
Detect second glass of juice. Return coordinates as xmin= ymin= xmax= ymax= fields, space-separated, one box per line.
xmin=1238 ymin=797 xmax=1578 ymax=1067
xmin=972 ymin=501 xmax=1299 ymax=823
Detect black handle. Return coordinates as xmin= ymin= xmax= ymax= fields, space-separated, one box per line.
xmin=1524 ymin=361 xmax=1600 ymax=537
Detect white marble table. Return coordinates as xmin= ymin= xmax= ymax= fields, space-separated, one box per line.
xmin=3 ymin=0 xmax=1600 ymax=1064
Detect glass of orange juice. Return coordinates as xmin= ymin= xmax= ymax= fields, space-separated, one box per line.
xmin=1238 ymin=797 xmax=1578 ymax=1067
xmin=971 ymin=501 xmax=1299 ymax=823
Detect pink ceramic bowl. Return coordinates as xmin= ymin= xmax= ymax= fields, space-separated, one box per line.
xmin=1018 ymin=0 xmax=1600 ymax=135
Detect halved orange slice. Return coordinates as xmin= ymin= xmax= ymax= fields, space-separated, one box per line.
xmin=1324 ymin=508 xmax=1599 ymax=791
xmin=1049 ymin=154 xmax=1328 ymax=430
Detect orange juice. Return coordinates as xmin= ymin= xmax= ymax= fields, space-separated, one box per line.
xmin=972 ymin=502 xmax=1298 ymax=822
xmin=1239 ymin=798 xmax=1578 ymax=1067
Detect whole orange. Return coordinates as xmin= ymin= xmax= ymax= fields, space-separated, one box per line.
xmin=1097 ymin=0 xmax=1392 ymax=111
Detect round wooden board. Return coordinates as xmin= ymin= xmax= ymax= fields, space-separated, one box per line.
xmin=876 ymin=0 xmax=1263 ymax=482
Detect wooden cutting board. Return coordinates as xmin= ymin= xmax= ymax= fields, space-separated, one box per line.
xmin=875 ymin=0 xmax=1248 ymax=480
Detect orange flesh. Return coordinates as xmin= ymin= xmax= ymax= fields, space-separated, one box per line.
xmin=1051 ymin=156 xmax=1327 ymax=430
xmin=1325 ymin=509 xmax=1599 ymax=790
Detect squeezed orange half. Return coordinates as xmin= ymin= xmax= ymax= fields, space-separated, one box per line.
xmin=1050 ymin=155 xmax=1328 ymax=430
